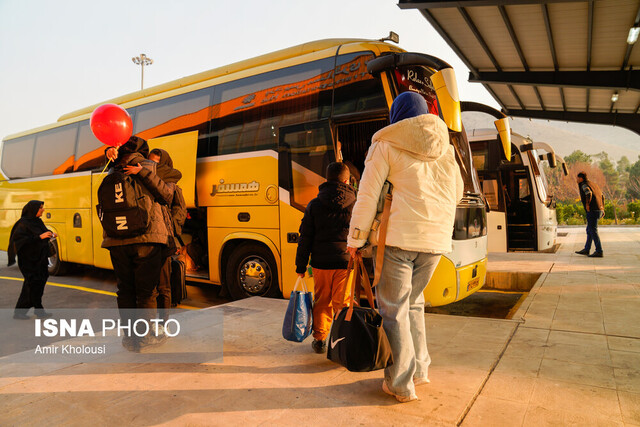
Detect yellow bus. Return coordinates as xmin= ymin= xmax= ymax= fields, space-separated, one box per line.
xmin=0 ymin=38 xmax=487 ymax=306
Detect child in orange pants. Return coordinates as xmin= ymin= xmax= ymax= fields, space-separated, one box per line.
xmin=295 ymin=162 xmax=356 ymax=353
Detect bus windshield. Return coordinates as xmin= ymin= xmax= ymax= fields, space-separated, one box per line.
xmin=392 ymin=65 xmax=481 ymax=195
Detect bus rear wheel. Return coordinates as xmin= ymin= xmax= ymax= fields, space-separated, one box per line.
xmin=47 ymin=240 xmax=68 ymax=276
xmin=225 ymin=243 xmax=280 ymax=300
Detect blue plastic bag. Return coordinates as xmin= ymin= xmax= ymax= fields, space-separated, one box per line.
xmin=282 ymin=277 xmax=313 ymax=342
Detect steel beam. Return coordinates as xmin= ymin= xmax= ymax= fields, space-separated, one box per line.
xmin=418 ymin=9 xmax=479 ymax=77
xmin=542 ymin=3 xmax=559 ymax=70
xmin=468 ymin=70 xmax=640 ymax=91
xmin=457 ymin=7 xmax=525 ymax=108
xmin=498 ymin=5 xmax=545 ymax=110
xmin=458 ymin=7 xmax=502 ymax=70
xmin=586 ymin=0 xmax=593 ymax=113
xmin=398 ymin=0 xmax=586 ymax=9
xmin=621 ymin=5 xmax=640 ymax=71
xmin=587 ymin=0 xmax=593 ymax=71
xmin=505 ymin=109 xmax=640 ymax=135
xmin=498 ymin=5 xmax=528 ymax=69
xmin=417 ymin=8 xmax=510 ymax=112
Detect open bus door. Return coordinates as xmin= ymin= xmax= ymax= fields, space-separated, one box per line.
xmin=278 ymin=120 xmax=335 ymax=295
xmin=148 ymin=131 xmax=199 ymax=277
xmin=501 ymin=158 xmax=537 ymax=251
xmin=333 ymin=116 xmax=389 ymax=187
xmin=147 ymin=130 xmax=198 ymax=208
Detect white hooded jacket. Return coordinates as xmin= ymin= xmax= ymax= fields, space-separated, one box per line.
xmin=347 ymin=114 xmax=464 ymax=253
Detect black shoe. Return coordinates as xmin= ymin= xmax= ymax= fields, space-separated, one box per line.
xmin=311 ymin=339 xmax=327 ymax=354
xmin=35 ymin=310 xmax=53 ymax=318
xmin=575 ymin=249 xmax=590 ymax=255
xmin=588 ymin=251 xmax=603 ymax=258
xmin=13 ymin=312 xmax=31 ymax=320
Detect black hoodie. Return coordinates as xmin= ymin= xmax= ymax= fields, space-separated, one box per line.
xmin=7 ymin=200 xmax=49 ymax=267
xmin=113 ymin=136 xmax=149 ymax=163
xmin=295 ymin=181 xmax=356 ymax=273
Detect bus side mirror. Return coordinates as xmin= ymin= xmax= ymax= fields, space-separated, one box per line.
xmin=493 ymin=117 xmax=511 ymax=161
xmin=547 ymin=153 xmax=557 ymax=168
xmin=561 ymin=162 xmax=568 ymax=176
xmin=430 ymin=68 xmax=461 ymax=132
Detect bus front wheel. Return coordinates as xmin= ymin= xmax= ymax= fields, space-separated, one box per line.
xmin=47 ymin=240 xmax=68 ymax=276
xmin=225 ymin=243 xmax=280 ymax=300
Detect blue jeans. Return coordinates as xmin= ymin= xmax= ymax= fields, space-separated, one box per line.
xmin=374 ymin=246 xmax=441 ymax=398
xmin=584 ymin=210 xmax=603 ymax=253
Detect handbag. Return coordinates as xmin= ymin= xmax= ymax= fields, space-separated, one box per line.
xmin=282 ymin=277 xmax=314 ymax=342
xmin=352 ymin=181 xmax=392 ymax=287
xmin=367 ymin=181 xmax=393 ymax=247
xmin=327 ymin=253 xmax=393 ymax=372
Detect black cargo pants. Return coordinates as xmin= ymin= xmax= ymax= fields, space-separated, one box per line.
xmin=109 ymin=244 xmax=164 ymax=322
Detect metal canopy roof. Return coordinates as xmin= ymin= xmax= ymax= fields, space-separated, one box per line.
xmin=398 ymin=0 xmax=640 ymax=134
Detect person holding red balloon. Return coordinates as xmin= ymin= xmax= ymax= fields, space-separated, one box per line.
xmin=91 ymin=104 xmax=176 ymax=352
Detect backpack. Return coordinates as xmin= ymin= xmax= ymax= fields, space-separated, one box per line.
xmin=171 ymin=185 xmax=187 ymax=236
xmin=96 ymin=168 xmax=152 ymax=238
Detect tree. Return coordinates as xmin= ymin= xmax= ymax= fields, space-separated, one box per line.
xmin=564 ymin=150 xmax=592 ymax=165
xmin=588 ymin=152 xmax=626 ymax=223
xmin=617 ymin=156 xmax=630 ymax=173
xmin=593 ymin=151 xmax=609 ymax=164
xmin=628 ymin=157 xmax=640 ymax=200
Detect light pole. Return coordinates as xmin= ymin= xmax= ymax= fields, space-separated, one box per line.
xmin=132 ymin=53 xmax=153 ymax=90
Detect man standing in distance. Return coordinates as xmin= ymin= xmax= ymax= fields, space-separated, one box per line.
xmin=575 ymin=171 xmax=604 ymax=258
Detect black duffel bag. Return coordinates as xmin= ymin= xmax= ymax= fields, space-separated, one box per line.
xmin=327 ymin=254 xmax=393 ymax=372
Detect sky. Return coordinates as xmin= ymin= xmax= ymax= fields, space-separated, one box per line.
xmin=0 ymin=0 xmax=638 ymax=156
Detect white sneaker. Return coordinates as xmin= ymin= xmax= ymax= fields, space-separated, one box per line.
xmin=414 ymin=376 xmax=430 ymax=386
xmin=382 ymin=380 xmax=418 ymax=403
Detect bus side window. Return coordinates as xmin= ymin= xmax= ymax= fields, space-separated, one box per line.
xmin=33 ymin=124 xmax=78 ymax=176
xmin=1 ymin=135 xmax=36 ymax=179
xmin=75 ymin=122 xmax=105 ymax=171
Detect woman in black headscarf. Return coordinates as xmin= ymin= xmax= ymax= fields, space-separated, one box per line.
xmin=7 ymin=200 xmax=56 ymax=319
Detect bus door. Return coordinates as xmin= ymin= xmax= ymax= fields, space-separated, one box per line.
xmin=278 ymin=120 xmax=335 ymax=293
xmin=480 ymin=172 xmax=507 ymax=252
xmin=501 ymin=164 xmax=537 ymax=251
xmin=148 ymin=131 xmax=199 ymax=272
xmin=471 ymin=138 xmax=507 ymax=252
xmin=147 ymin=131 xmax=199 ymax=207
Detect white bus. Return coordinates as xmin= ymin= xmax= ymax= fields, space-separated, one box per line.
xmin=463 ymin=102 xmax=566 ymax=252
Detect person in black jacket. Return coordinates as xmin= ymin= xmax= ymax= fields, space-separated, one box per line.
xmin=295 ymin=162 xmax=356 ymax=353
xmin=104 ymin=136 xmax=175 ymax=351
xmin=575 ymin=171 xmax=605 ymax=257
xmin=8 ymin=200 xmax=56 ymax=319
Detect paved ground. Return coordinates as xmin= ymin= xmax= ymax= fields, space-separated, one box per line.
xmin=0 ymin=227 xmax=639 ymax=426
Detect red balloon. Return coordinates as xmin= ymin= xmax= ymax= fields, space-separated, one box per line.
xmin=90 ymin=104 xmax=133 ymax=147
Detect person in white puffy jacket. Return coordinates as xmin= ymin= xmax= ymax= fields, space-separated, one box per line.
xmin=347 ymin=91 xmax=463 ymax=402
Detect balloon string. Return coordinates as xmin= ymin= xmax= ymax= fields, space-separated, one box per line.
xmin=100 ymin=158 xmax=112 ymax=175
